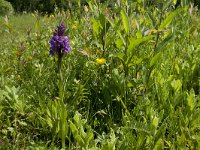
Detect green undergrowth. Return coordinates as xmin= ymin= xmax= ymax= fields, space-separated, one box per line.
xmin=0 ymin=1 xmax=200 ymax=149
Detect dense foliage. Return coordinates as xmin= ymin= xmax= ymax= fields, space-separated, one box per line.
xmin=5 ymin=0 xmax=200 ymax=13
xmin=0 ymin=0 xmax=13 ymax=16
xmin=6 ymin=0 xmax=83 ymax=13
xmin=0 ymin=0 xmax=200 ymax=149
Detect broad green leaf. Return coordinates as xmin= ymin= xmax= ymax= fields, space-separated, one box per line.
xmin=120 ymin=9 xmax=129 ymax=34
xmin=85 ymin=132 xmax=94 ymax=144
xmin=69 ymin=121 xmax=78 ymax=134
xmin=173 ymin=0 xmax=177 ymax=5
xmin=154 ymin=138 xmax=164 ymax=150
xmin=128 ymin=36 xmax=153 ymax=53
xmin=105 ymin=34 xmax=113 ymax=48
xmin=80 ymin=126 xmax=87 ymax=138
xmin=35 ymin=20 xmax=39 ymax=32
xmin=99 ymin=13 xmax=105 ymax=29
xmin=115 ymin=38 xmax=124 ymax=49
xmin=152 ymin=116 xmax=159 ymax=128
xmin=171 ymin=79 xmax=182 ymax=92
xmin=91 ymin=17 xmax=100 ymax=37
xmin=127 ymin=82 xmax=133 ymax=88
xmin=191 ymin=109 xmax=200 ymax=130
xmin=117 ymin=30 xmax=126 ymax=45
xmin=158 ymin=110 xmax=164 ymax=121
xmin=136 ymin=31 xmax=142 ymax=38
xmin=74 ymin=111 xmax=81 ymax=124
xmin=175 ymin=64 xmax=180 ymax=74
xmin=155 ymin=34 xmax=175 ymax=53
xmin=150 ymin=51 xmax=162 ymax=67
xmin=75 ymin=134 xmax=85 ymax=147
xmin=116 ymin=53 xmax=125 ymax=61
xmin=128 ymin=56 xmax=143 ymax=67
xmin=108 ymin=142 xmax=115 ymax=150
xmin=159 ymin=8 xmax=181 ymax=30
xmin=187 ymin=89 xmax=195 ymax=111
xmin=102 ymin=142 xmax=114 ymax=150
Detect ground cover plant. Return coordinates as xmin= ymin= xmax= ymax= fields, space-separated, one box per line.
xmin=0 ymin=0 xmax=200 ymax=149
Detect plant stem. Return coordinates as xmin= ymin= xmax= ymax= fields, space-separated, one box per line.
xmin=58 ymin=54 xmax=63 ymax=100
xmin=124 ymin=34 xmax=129 ymax=105
xmin=57 ymin=53 xmax=65 ymax=149
xmin=154 ymin=2 xmax=163 ymax=53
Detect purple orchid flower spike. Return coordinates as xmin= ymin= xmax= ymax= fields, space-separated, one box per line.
xmin=49 ymin=23 xmax=71 ymax=57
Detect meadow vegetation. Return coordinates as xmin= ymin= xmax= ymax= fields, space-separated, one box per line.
xmin=0 ymin=0 xmax=200 ymax=149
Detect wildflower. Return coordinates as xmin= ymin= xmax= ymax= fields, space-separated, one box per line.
xmin=96 ymin=58 xmax=106 ymax=65
xmin=72 ymin=24 xmax=77 ymax=29
xmin=50 ymin=14 xmax=55 ymax=20
xmin=49 ymin=23 xmax=70 ymax=56
xmin=27 ymin=56 xmax=32 ymax=61
xmin=84 ymin=6 xmax=89 ymax=12
xmin=54 ymin=23 xmax=65 ymax=36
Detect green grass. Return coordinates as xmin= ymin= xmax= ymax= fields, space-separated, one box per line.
xmin=0 ymin=14 xmax=33 ymax=44
xmin=0 ymin=1 xmax=200 ymax=150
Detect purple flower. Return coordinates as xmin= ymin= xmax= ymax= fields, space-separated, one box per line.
xmin=49 ymin=23 xmax=70 ymax=56
xmin=54 ymin=23 xmax=66 ymax=36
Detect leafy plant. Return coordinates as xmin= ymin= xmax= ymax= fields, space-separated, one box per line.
xmin=0 ymin=0 xmax=13 ymax=16
xmin=0 ymin=0 xmax=200 ymax=149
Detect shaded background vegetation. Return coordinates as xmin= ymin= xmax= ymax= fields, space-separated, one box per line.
xmin=4 ymin=0 xmax=200 ymax=14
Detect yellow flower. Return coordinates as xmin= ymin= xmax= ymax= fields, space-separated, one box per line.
xmin=72 ymin=24 xmax=77 ymax=29
xmin=50 ymin=14 xmax=55 ymax=19
xmin=84 ymin=6 xmax=89 ymax=12
xmin=28 ymin=56 xmax=32 ymax=61
xmin=96 ymin=58 xmax=106 ymax=65
xmin=16 ymin=75 xmax=21 ymax=81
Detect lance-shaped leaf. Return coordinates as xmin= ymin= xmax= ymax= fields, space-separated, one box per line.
xmin=91 ymin=17 xmax=100 ymax=37
xmin=128 ymin=35 xmax=154 ymax=54
xmin=120 ymin=9 xmax=130 ymax=34
xmin=150 ymin=51 xmax=162 ymax=67
xmin=154 ymin=34 xmax=175 ymax=54
xmin=159 ymin=8 xmax=181 ymax=30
